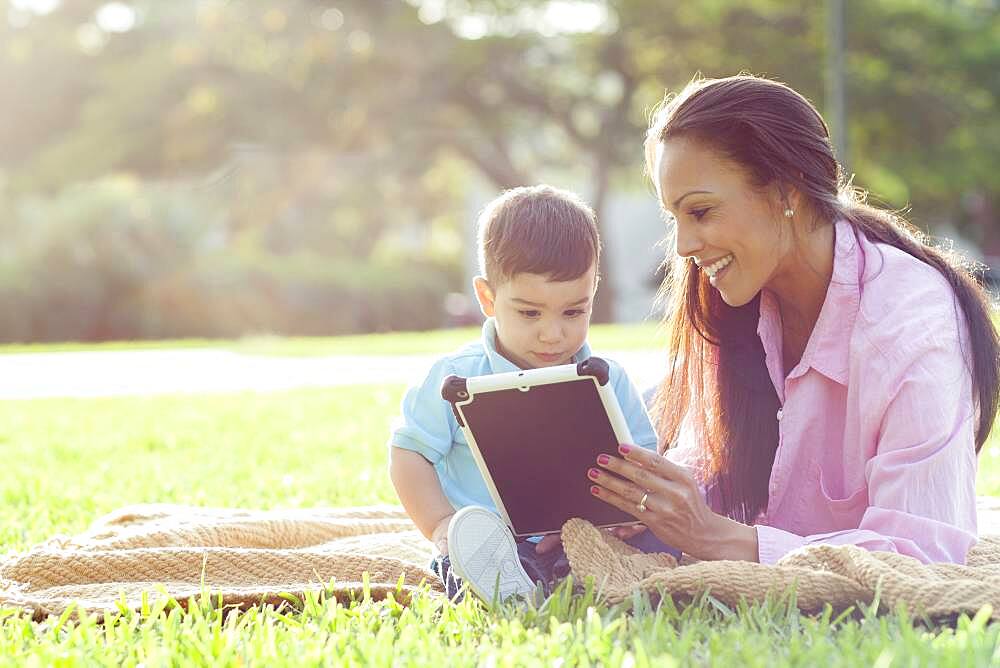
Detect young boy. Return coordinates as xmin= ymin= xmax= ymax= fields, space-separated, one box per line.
xmin=388 ymin=185 xmax=667 ymax=602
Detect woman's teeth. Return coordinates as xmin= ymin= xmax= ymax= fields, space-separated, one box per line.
xmin=704 ymin=254 xmax=733 ymax=278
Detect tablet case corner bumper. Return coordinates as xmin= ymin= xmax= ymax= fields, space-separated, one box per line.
xmin=440 ymin=374 xmax=469 ymax=426
xmin=575 ymin=356 xmax=609 ymax=386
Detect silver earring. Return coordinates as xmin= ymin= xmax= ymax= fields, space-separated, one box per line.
xmin=784 ymin=208 xmax=794 ymax=218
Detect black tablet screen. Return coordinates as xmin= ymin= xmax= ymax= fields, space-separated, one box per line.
xmin=461 ymin=378 xmax=636 ymax=536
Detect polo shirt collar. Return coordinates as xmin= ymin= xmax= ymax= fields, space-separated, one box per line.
xmin=757 ymin=220 xmax=861 ymax=387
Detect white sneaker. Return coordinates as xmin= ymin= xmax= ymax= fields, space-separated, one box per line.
xmin=447 ymin=506 xmax=536 ymax=603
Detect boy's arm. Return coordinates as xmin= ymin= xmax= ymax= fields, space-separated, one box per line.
xmin=389 ymin=447 xmax=456 ymax=554
xmin=388 ymin=357 xmax=461 ymax=553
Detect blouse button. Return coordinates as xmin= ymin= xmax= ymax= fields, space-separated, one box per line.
xmin=776 ymin=408 xmax=784 ymax=421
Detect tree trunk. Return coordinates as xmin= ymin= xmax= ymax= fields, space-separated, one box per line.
xmin=590 ymin=157 xmax=615 ymax=324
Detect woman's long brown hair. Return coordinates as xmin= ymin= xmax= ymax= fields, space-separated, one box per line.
xmin=645 ymin=75 xmax=1000 ymax=524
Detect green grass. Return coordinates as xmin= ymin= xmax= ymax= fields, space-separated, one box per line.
xmin=0 ymin=321 xmax=666 ymax=357
xmin=0 ymin=388 xmax=403 ymax=551
xmin=2 ymin=385 xmax=999 ymax=665
xmin=1 ymin=585 xmax=999 ymax=666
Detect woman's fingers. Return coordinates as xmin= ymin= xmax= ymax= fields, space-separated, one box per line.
xmin=590 ymin=470 xmax=674 ymax=513
xmin=596 ymin=446 xmax=701 ymax=504
xmin=588 ymin=482 xmax=644 ymax=520
xmin=616 ymin=443 xmax=689 ymax=481
xmin=590 ymin=447 xmax=704 ymax=526
xmin=588 ymin=464 xmax=646 ymax=505
xmin=589 ymin=445 xmax=727 ymax=561
xmin=595 ymin=451 xmax=670 ymax=497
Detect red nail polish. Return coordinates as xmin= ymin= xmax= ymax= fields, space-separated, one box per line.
xmin=590 ymin=485 xmax=600 ymax=495
xmin=597 ymin=454 xmax=610 ymax=465
xmin=588 ymin=468 xmax=600 ymax=479
xmin=619 ymin=444 xmax=632 ymax=455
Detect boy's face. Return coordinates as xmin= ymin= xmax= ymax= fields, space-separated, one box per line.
xmin=473 ymin=265 xmax=597 ymax=369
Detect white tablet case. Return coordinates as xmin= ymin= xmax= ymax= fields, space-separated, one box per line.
xmin=441 ymin=357 xmax=639 ymax=537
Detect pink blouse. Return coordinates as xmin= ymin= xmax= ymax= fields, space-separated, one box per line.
xmin=669 ymin=220 xmax=979 ymax=564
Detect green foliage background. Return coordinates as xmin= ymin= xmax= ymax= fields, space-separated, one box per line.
xmin=0 ymin=0 xmax=997 ymax=342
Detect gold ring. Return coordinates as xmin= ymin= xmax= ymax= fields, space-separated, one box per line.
xmin=637 ymin=492 xmax=649 ymax=513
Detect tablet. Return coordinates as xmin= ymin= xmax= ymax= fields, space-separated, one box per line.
xmin=441 ymin=357 xmax=640 ymax=538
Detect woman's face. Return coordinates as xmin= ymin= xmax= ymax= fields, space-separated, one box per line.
xmin=654 ymin=137 xmax=793 ymax=307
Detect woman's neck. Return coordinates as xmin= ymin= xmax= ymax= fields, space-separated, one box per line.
xmin=768 ymin=222 xmax=836 ymax=352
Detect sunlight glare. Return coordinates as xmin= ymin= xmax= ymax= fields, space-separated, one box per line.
xmin=416 ymin=0 xmax=446 ymax=25
xmin=448 ymin=1 xmax=612 ymax=40
xmin=454 ymin=14 xmax=489 ymax=40
xmin=95 ymin=2 xmax=137 ymax=33
xmin=319 ymin=8 xmax=344 ymax=31
xmin=11 ymin=0 xmax=60 ymax=14
xmin=539 ymin=1 xmax=610 ymax=35
xmin=76 ymin=23 xmax=108 ymax=54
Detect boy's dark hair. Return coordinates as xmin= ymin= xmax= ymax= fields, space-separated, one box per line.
xmin=477 ymin=184 xmax=601 ymax=285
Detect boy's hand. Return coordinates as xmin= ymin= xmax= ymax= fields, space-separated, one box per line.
xmin=535 ymin=534 xmax=562 ymax=554
xmin=431 ymin=514 xmax=454 ymax=555
xmin=609 ymin=524 xmax=647 ymax=541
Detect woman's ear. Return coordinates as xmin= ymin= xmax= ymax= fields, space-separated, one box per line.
xmin=775 ymin=181 xmax=803 ymax=217
xmin=473 ymin=276 xmax=496 ymax=317
xmin=787 ymin=183 xmax=806 ymax=214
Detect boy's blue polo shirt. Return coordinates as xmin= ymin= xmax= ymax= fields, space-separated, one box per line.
xmin=389 ymin=318 xmax=659 ymax=514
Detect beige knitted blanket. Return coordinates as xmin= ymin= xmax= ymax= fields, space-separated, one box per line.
xmin=0 ymin=504 xmax=442 ymax=619
xmin=3 ymin=501 xmax=1000 ymax=620
xmin=562 ymin=497 xmax=1000 ymax=620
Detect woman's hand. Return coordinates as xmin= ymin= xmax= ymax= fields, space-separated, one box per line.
xmin=588 ymin=444 xmax=759 ymax=562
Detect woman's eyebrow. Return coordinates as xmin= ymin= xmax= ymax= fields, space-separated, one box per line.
xmin=672 ymin=190 xmax=713 ymax=209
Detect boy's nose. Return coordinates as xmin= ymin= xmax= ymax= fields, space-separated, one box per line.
xmin=539 ymin=322 xmax=562 ymax=343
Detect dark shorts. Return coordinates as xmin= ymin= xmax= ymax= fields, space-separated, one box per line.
xmin=431 ymin=530 xmax=681 ymax=600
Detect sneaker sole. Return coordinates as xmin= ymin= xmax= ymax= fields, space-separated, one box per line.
xmin=447 ymin=507 xmax=535 ymax=603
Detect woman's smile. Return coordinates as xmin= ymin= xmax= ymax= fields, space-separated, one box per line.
xmin=702 ymin=254 xmax=734 ymax=281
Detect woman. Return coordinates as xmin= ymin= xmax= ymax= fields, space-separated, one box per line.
xmin=588 ymin=74 xmax=999 ymax=565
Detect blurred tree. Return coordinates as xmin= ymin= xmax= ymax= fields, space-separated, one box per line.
xmin=2 ymin=0 xmax=996 ymax=229
xmin=846 ymin=0 xmax=999 ymax=239
xmin=0 ymin=0 xmax=995 ymax=340
xmin=396 ymin=0 xmax=998 ymax=315
xmin=397 ymin=0 xmax=823 ymax=320
xmin=0 ymin=0 xmax=467 ymax=255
